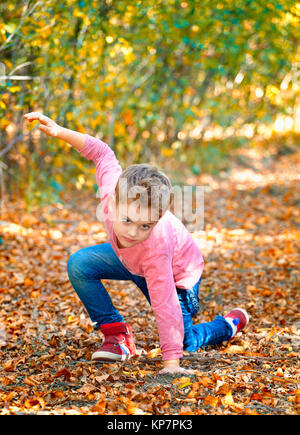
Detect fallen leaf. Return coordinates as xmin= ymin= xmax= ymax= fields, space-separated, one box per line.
xmin=199 ymin=375 xmax=215 ymax=388
xmin=54 ymin=368 xmax=72 ymax=381
xmin=3 ymin=360 xmax=15 ymax=372
xmin=77 ymin=383 xmax=97 ymax=394
xmin=173 ymin=376 xmax=192 ymax=389
xmin=223 ymin=344 xmax=245 ymax=354
xmin=127 ymin=403 xmax=148 ymax=415
xmin=91 ymin=399 xmax=106 ymax=414
xmin=243 ymin=407 xmax=260 ymax=415
xmin=216 ymin=382 xmax=231 ymax=395
xmin=147 ymin=348 xmax=161 ymax=358
xmin=24 ymin=376 xmax=40 ymax=386
xmin=203 ymin=395 xmax=219 ymax=408
xmin=221 ymin=391 xmax=235 ymax=407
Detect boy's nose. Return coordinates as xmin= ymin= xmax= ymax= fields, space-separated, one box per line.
xmin=127 ymin=228 xmax=137 ymax=237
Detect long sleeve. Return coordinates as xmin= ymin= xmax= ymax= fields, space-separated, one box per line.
xmin=79 ymin=134 xmax=122 ymax=201
xmin=143 ymin=251 xmax=184 ymax=361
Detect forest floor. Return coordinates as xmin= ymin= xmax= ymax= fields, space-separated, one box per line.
xmin=0 ymin=140 xmax=299 ymax=415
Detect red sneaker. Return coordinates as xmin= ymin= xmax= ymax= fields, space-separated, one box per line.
xmin=91 ymin=322 xmax=136 ymax=362
xmin=224 ymin=308 xmax=249 ymax=338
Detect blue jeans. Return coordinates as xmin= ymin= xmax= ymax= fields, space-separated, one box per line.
xmin=67 ymin=242 xmax=232 ymax=352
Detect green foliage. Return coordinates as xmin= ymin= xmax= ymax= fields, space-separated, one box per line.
xmin=23 ymin=153 xmax=65 ymax=212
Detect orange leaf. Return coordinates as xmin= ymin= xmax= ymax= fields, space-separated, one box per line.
xmin=250 ymin=393 xmax=264 ymax=401
xmin=24 ymin=376 xmax=39 ymax=386
xmin=3 ymin=360 xmax=15 ymax=372
xmin=50 ymin=390 xmax=64 ymax=399
xmin=54 ymin=368 xmax=72 ymax=381
xmin=230 ymin=403 xmax=245 ymax=413
xmin=50 ymin=335 xmax=59 ymax=347
xmin=127 ymin=403 xmax=148 ymax=415
xmin=224 ymin=344 xmax=245 ymax=354
xmin=244 ymin=407 xmax=260 ymax=415
xmin=203 ymin=395 xmax=219 ymax=407
xmin=199 ymin=375 xmax=215 ymax=388
xmin=24 ymin=278 xmax=34 ymax=286
xmin=216 ymin=382 xmax=231 ymax=395
xmin=91 ymin=399 xmax=106 ymax=414
xmin=4 ymin=391 xmax=18 ymax=402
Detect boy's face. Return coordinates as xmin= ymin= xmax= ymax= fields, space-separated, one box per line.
xmin=109 ymin=196 xmax=159 ymax=248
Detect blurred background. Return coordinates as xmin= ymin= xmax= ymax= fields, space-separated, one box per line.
xmin=0 ymin=0 xmax=299 ymax=211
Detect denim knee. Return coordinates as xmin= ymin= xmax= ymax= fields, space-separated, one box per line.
xmin=67 ymin=250 xmax=85 ymax=280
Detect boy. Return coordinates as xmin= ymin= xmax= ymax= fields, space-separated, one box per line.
xmin=24 ymin=112 xmax=249 ymax=374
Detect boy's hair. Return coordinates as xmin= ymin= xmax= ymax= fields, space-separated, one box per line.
xmin=115 ymin=164 xmax=174 ymax=220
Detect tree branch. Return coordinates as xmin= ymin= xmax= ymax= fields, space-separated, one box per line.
xmin=0 ymin=1 xmax=42 ymax=53
xmin=0 ymin=133 xmax=24 ymax=159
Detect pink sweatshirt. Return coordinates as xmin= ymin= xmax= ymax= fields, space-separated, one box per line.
xmin=79 ymin=134 xmax=204 ymax=360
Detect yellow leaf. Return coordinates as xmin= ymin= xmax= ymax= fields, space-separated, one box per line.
xmin=173 ymin=376 xmax=192 ymax=389
xmin=221 ymin=391 xmax=235 ymax=407
xmin=74 ymin=8 xmax=85 ymax=18
xmin=9 ymin=86 xmax=21 ymax=93
xmin=147 ymin=348 xmax=161 ymax=358
xmin=67 ymin=315 xmax=76 ymax=323
xmin=178 ymin=380 xmax=192 ymax=389
xmin=161 ymin=147 xmax=173 ymax=157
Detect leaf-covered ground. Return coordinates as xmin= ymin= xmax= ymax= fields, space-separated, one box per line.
xmin=0 ymin=143 xmax=299 ymax=415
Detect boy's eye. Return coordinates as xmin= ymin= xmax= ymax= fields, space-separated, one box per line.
xmin=121 ymin=218 xmax=150 ymax=230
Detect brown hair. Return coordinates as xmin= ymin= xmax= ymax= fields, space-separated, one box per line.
xmin=115 ymin=164 xmax=174 ymax=221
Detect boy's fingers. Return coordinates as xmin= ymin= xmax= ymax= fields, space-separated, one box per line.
xmin=39 ymin=123 xmax=59 ymax=137
xmin=39 ymin=115 xmax=49 ymax=124
xmin=38 ymin=124 xmax=51 ymax=134
xmin=24 ymin=111 xmax=41 ymax=118
xmin=24 ymin=112 xmax=48 ymax=123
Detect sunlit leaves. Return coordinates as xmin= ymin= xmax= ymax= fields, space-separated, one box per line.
xmin=0 ymin=144 xmax=299 ymax=414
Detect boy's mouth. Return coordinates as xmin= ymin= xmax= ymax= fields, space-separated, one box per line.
xmin=122 ymin=236 xmax=137 ymax=243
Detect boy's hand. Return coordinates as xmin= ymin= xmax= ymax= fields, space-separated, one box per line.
xmin=24 ymin=112 xmax=86 ymax=152
xmin=24 ymin=112 xmax=60 ymax=137
xmin=159 ymin=359 xmax=195 ymax=375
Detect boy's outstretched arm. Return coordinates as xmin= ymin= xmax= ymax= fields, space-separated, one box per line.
xmin=24 ymin=112 xmax=86 ymax=152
